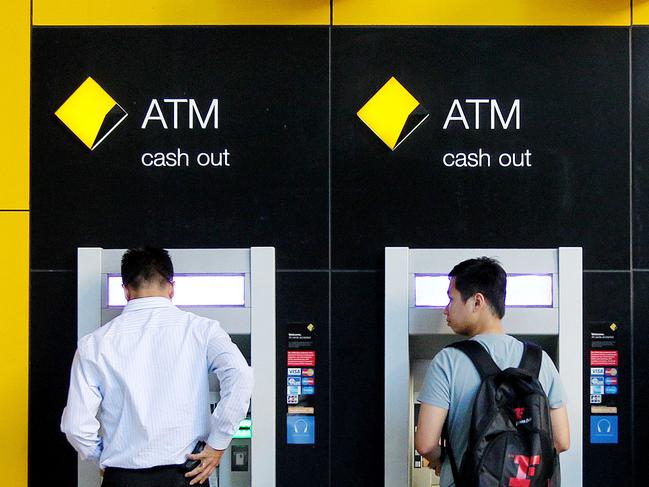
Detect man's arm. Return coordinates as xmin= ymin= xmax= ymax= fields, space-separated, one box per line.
xmin=185 ymin=326 xmax=253 ymax=485
xmin=550 ymin=405 xmax=570 ymax=453
xmin=205 ymin=325 xmax=254 ymax=450
xmin=414 ymin=404 xmax=448 ymax=471
xmin=60 ymin=350 xmax=103 ymax=465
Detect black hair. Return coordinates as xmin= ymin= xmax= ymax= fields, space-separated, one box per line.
xmin=121 ymin=246 xmax=174 ymax=290
xmin=448 ymin=257 xmax=507 ymax=319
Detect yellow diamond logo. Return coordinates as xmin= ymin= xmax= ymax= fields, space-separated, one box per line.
xmin=307 ymin=323 xmax=315 ymax=332
xmin=610 ymin=323 xmax=618 ymax=331
xmin=357 ymin=77 xmax=429 ymax=151
xmin=55 ymin=77 xmax=127 ymax=150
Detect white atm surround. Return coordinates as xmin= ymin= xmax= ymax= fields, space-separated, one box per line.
xmin=385 ymin=247 xmax=582 ymax=487
xmin=77 ymin=247 xmax=276 ymax=487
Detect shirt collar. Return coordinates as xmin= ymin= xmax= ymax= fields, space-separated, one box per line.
xmin=122 ymin=296 xmax=174 ymax=313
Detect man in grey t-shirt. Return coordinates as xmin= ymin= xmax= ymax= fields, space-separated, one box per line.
xmin=414 ymin=257 xmax=570 ymax=487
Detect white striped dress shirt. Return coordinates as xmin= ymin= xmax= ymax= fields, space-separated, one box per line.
xmin=61 ymin=296 xmax=253 ymax=468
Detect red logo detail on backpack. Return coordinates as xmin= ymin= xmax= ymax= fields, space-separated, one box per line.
xmin=514 ymin=408 xmax=526 ymax=421
xmin=508 ymin=455 xmax=541 ymax=487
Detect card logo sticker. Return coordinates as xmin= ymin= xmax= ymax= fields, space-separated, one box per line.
xmin=55 ymin=77 xmax=127 ymax=150
xmin=591 ymin=367 xmax=605 ymax=376
xmin=590 ymin=395 xmax=602 ymax=404
xmin=287 ymin=377 xmax=301 ymax=386
xmin=288 ymin=368 xmax=302 ymax=376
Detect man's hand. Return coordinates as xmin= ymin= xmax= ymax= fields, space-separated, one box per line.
xmin=429 ymin=457 xmax=442 ymax=477
xmin=185 ymin=444 xmax=224 ymax=485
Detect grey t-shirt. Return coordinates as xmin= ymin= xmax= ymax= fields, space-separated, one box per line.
xmin=417 ymin=333 xmax=567 ymax=487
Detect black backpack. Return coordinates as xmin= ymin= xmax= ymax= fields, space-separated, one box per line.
xmin=443 ymin=340 xmax=560 ymax=487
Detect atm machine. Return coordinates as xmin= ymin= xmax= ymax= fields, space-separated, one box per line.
xmin=384 ymin=248 xmax=582 ymax=487
xmin=77 ymin=247 xmax=276 ymax=487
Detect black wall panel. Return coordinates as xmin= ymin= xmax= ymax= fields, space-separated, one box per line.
xmin=30 ymin=25 xmax=638 ymax=487
xmin=276 ymin=271 xmax=330 ymax=487
xmin=332 ymin=28 xmax=629 ymax=271
xmin=582 ymin=272 xmax=632 ymax=486
xmin=29 ymin=271 xmax=78 ymax=487
xmin=331 ymin=272 xmax=384 ymax=487
xmin=31 ymin=27 xmax=329 ymax=271
xmin=632 ymin=272 xmax=649 ymax=486
xmin=633 ymin=28 xmax=649 ymax=269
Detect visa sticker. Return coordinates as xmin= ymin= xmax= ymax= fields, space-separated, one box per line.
xmin=605 ymin=386 xmax=618 ymax=395
xmin=591 ymin=367 xmax=605 ymax=376
xmin=288 ymin=368 xmax=302 ymax=376
xmin=590 ymin=395 xmax=602 ymax=404
xmin=590 ymin=377 xmax=605 ymax=386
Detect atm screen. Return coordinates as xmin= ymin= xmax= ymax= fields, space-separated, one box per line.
xmin=414 ymin=274 xmax=553 ymax=308
xmin=107 ymin=274 xmax=246 ymax=307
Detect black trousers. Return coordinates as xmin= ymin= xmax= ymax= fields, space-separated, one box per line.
xmin=102 ymin=465 xmax=210 ymax=487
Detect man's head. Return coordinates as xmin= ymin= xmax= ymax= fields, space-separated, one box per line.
xmin=444 ymin=257 xmax=506 ymax=336
xmin=121 ymin=246 xmax=174 ymax=300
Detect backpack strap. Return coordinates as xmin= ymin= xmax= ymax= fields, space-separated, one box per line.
xmin=442 ymin=340 xmax=500 ymax=486
xmin=446 ymin=340 xmax=501 ymax=379
xmin=518 ymin=341 xmax=543 ymax=378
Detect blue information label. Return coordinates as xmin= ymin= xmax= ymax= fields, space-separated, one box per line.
xmin=590 ymin=416 xmax=618 ymax=444
xmin=287 ymin=415 xmax=315 ymax=444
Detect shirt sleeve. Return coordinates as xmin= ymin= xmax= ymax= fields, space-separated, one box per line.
xmin=417 ymin=349 xmax=452 ymax=409
xmin=540 ymin=351 xmax=568 ymax=409
xmin=60 ymin=348 xmax=103 ymax=465
xmin=206 ymin=322 xmax=254 ymax=450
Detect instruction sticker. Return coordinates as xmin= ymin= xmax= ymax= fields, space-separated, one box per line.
xmin=590 ymin=416 xmax=618 ymax=444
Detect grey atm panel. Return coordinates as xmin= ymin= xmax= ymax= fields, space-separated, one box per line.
xmin=385 ymin=248 xmax=582 ymax=487
xmin=77 ymin=247 xmax=276 ymax=487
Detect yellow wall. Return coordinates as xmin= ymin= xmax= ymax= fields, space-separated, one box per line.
xmin=334 ymin=0 xmax=630 ymax=26
xmin=0 ymin=213 xmax=29 ymax=487
xmin=1 ymin=1 xmax=30 ymax=209
xmin=634 ymin=1 xmax=649 ymax=24
xmin=32 ymin=0 xmax=633 ymax=27
xmin=2 ymin=1 xmax=29 ymax=485
xmin=14 ymin=2 xmax=646 ymax=487
xmin=34 ymin=0 xmax=330 ymax=25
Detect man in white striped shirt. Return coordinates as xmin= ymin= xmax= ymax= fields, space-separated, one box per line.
xmin=61 ymin=246 xmax=254 ymax=486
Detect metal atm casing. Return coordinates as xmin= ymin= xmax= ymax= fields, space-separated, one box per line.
xmin=385 ymin=248 xmax=583 ymax=487
xmin=77 ymin=247 xmax=276 ymax=487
